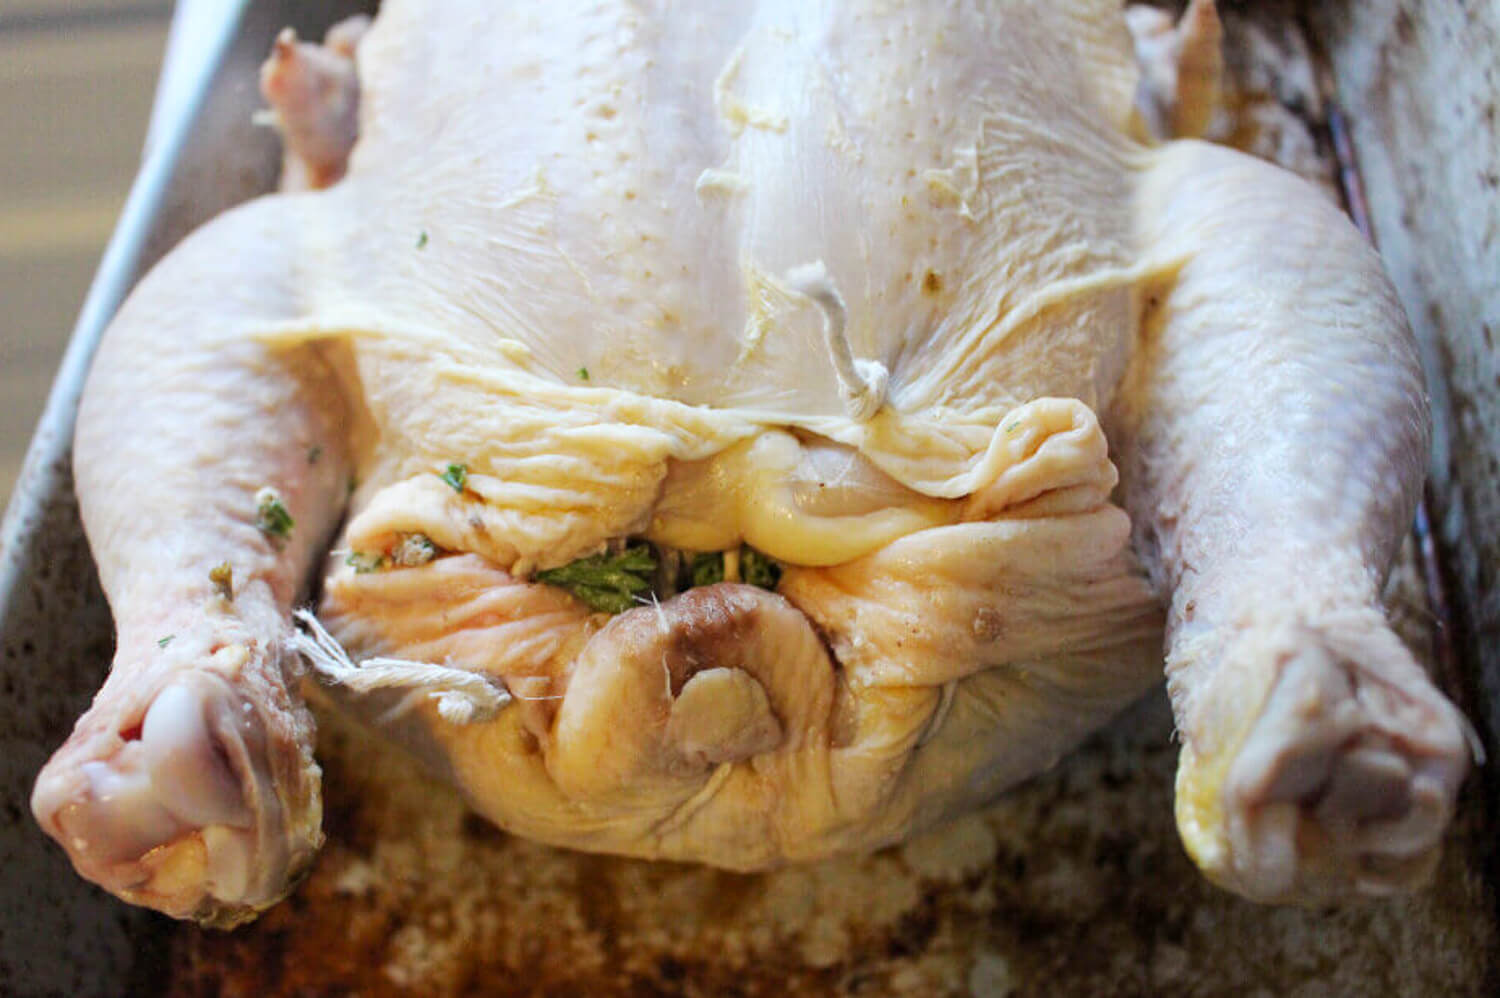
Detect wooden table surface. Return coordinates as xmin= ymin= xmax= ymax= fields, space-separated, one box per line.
xmin=0 ymin=1 xmax=170 ymax=510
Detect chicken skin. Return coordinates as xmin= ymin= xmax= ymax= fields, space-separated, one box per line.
xmin=31 ymin=0 xmax=1470 ymax=925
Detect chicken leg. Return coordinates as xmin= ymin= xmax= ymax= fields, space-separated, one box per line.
xmin=29 ymin=196 xmax=351 ymax=926
xmin=1115 ymin=140 xmax=1471 ymax=902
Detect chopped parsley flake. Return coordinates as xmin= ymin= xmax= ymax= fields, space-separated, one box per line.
xmin=578 ymin=366 xmax=590 ymax=381
xmin=346 ymin=550 xmax=389 ymax=574
xmin=255 ymin=487 xmax=295 ymax=547
xmin=416 ymin=230 xmax=429 ymax=249
xmin=440 ymin=463 xmax=469 ymax=493
xmin=537 ymin=544 xmax=656 ymax=614
xmin=1004 ymin=420 xmax=1022 ymax=434
xmin=157 ymin=635 xmax=175 ymax=649
xmin=209 ymin=562 xmax=234 ymax=600
xmin=392 ymin=533 xmax=438 ymax=567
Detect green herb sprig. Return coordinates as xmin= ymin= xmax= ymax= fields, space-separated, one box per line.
xmin=537 ymin=545 xmax=657 ymax=614
xmin=392 ymin=533 xmax=438 ymax=567
xmin=346 ymin=551 xmax=388 ymax=575
xmin=209 ymin=562 xmax=234 ymax=600
xmin=255 ymin=488 xmax=295 ymax=547
xmin=686 ymin=546 xmax=780 ymax=591
xmin=440 ymin=463 xmax=468 ymax=493
xmin=689 ymin=551 xmax=725 ymax=587
xmin=739 ymin=547 xmax=781 ymax=590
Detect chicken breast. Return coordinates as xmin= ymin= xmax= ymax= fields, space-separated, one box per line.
xmin=30 ymin=0 xmax=1471 ymax=925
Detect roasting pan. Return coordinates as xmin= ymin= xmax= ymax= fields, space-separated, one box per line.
xmin=2 ymin=3 xmax=1496 ymax=995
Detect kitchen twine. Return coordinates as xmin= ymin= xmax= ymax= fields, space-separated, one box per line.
xmin=784 ymin=261 xmax=889 ymax=421
xmin=292 ymin=608 xmax=510 ymax=725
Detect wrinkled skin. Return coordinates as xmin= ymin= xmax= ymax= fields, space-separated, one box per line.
xmin=31 ymin=0 xmax=1471 ymax=924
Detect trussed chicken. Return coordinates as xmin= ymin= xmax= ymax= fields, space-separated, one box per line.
xmin=31 ymin=0 xmax=1471 ymax=926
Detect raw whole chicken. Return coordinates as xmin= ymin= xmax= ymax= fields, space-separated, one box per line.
xmin=31 ymin=0 xmax=1473 ymax=927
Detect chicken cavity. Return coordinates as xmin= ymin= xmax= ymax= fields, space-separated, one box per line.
xmin=304 ymin=438 xmax=1160 ymax=866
